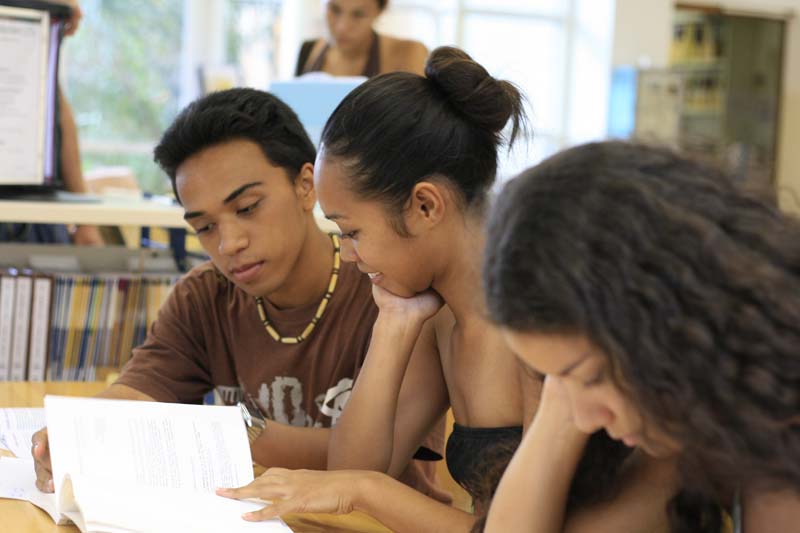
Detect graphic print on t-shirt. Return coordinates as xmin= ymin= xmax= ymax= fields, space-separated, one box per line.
xmin=316 ymin=377 xmax=353 ymax=426
xmin=228 ymin=376 xmax=354 ymax=428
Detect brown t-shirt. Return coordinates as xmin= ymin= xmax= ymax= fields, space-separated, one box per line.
xmin=115 ymin=260 xmax=450 ymax=503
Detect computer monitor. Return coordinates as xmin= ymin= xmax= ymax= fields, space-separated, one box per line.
xmin=269 ymin=74 xmax=365 ymax=147
xmin=0 ymin=0 xmax=70 ymax=194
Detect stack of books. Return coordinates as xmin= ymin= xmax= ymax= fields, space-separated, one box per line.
xmin=0 ymin=269 xmax=179 ymax=382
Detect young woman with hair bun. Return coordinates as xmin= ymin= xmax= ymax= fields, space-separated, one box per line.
xmin=220 ymin=50 xmax=675 ymax=533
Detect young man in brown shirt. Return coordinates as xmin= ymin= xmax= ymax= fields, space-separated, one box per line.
xmin=31 ymin=88 xmax=448 ymax=504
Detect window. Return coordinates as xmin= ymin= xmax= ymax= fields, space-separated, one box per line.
xmin=374 ymin=0 xmax=616 ymax=180
xmin=62 ymin=0 xmax=279 ymax=194
xmin=63 ymin=0 xmax=615 ymax=192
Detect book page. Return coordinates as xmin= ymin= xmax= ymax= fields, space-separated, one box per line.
xmin=0 ymin=407 xmax=46 ymax=459
xmin=0 ymin=456 xmax=65 ymax=524
xmin=67 ymin=473 xmax=292 ymax=533
xmin=45 ymin=396 xmax=254 ymax=514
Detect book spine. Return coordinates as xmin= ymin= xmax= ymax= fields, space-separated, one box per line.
xmin=10 ymin=275 xmax=33 ymax=381
xmin=28 ymin=277 xmax=53 ymax=382
xmin=48 ymin=276 xmax=71 ymax=381
xmin=76 ymin=277 xmax=98 ymax=381
xmin=0 ymin=276 xmax=17 ymax=381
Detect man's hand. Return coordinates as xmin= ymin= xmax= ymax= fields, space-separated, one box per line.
xmin=31 ymin=427 xmax=54 ymax=493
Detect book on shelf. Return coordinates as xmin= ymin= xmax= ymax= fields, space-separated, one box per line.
xmin=0 ymin=270 xmax=16 ymax=379
xmin=27 ymin=274 xmax=51 ymax=380
xmin=10 ymin=270 xmax=32 ymax=380
xmin=0 ymin=270 xmax=179 ymax=382
xmin=0 ymin=396 xmax=293 ymax=533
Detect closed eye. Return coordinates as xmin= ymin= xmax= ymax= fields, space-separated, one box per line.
xmin=195 ymin=223 xmax=215 ymax=235
xmin=583 ymin=368 xmax=606 ymax=387
xmin=340 ymin=230 xmax=359 ymax=239
xmin=237 ymin=200 xmax=261 ymax=216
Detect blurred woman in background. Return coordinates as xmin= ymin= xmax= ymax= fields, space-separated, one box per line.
xmin=295 ymin=0 xmax=428 ymax=77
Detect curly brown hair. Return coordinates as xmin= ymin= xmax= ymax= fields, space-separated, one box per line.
xmin=484 ymin=141 xmax=800 ymax=530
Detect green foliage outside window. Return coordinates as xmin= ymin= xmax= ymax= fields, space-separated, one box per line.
xmin=64 ymin=0 xmax=182 ymax=193
xmin=63 ymin=0 xmax=279 ymax=195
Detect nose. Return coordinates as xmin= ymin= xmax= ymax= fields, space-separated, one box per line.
xmin=333 ymin=18 xmax=354 ymax=39
xmin=339 ymin=238 xmax=358 ymax=263
xmin=567 ymin=390 xmax=612 ymax=435
xmin=218 ymin=222 xmax=248 ymax=256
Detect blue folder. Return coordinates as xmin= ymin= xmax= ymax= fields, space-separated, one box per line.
xmin=269 ymin=75 xmax=365 ymax=146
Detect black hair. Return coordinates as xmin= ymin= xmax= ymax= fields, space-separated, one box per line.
xmin=483 ymin=140 xmax=800 ymax=530
xmin=470 ymin=431 xmax=634 ymax=533
xmin=320 ymin=46 xmax=526 ymax=234
xmin=154 ymin=88 xmax=316 ymax=203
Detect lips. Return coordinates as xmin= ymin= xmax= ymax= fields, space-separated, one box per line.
xmin=366 ymin=272 xmax=383 ymax=285
xmin=230 ymin=261 xmax=264 ymax=283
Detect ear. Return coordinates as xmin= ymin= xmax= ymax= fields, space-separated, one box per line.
xmin=294 ymin=162 xmax=317 ymax=211
xmin=404 ymin=180 xmax=446 ymax=235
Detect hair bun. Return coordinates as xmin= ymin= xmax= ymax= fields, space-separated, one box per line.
xmin=424 ymin=46 xmax=523 ymax=140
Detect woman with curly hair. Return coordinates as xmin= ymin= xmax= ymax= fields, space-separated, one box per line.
xmin=482 ymin=140 xmax=800 ymax=532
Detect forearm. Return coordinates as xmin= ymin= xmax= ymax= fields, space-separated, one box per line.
xmin=95 ymin=383 xmax=156 ymax=401
xmin=328 ymin=315 xmax=421 ymax=471
xmin=58 ymin=90 xmax=88 ymax=194
xmin=356 ymin=471 xmax=476 ymax=533
xmin=251 ymin=424 xmax=329 ymax=470
xmin=486 ymin=410 xmax=587 ymax=533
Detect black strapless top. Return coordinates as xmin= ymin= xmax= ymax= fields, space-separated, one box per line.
xmin=446 ymin=422 xmax=522 ymax=505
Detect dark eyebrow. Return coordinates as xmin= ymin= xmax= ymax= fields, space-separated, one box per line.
xmin=182 ymin=181 xmax=263 ymax=221
xmin=223 ymin=181 xmax=262 ymax=204
xmin=325 ymin=213 xmax=345 ymax=221
xmin=557 ymin=352 xmax=591 ymax=377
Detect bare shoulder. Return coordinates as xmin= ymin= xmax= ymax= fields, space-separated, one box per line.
xmin=744 ymin=486 xmax=800 ymax=532
xmin=380 ymin=35 xmax=429 ymax=75
xmin=564 ymin=453 xmax=677 ymax=533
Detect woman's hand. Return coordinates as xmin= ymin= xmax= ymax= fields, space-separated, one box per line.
xmin=484 ymin=376 xmax=588 ymax=533
xmin=217 ymin=468 xmax=373 ymax=522
xmin=371 ymin=284 xmax=443 ymax=326
xmin=534 ymin=376 xmax=588 ymax=444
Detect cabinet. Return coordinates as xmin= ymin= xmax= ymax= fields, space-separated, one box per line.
xmin=624 ymin=9 xmax=785 ymax=186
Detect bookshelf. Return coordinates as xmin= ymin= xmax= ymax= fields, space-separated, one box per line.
xmin=0 ymin=195 xmax=189 ymax=382
xmin=0 ymin=196 xmax=340 ymax=383
xmin=0 ymin=194 xmax=193 ymax=271
xmin=0 ymin=196 xmax=339 ymax=233
xmin=0 ymin=196 xmax=186 ymax=228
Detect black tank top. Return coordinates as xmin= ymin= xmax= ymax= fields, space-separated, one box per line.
xmin=295 ymin=31 xmax=381 ymax=78
xmin=446 ymin=422 xmax=523 ymax=506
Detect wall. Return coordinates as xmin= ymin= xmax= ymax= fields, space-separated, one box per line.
xmin=613 ymin=0 xmax=800 ymax=211
xmin=613 ymin=0 xmax=674 ymax=68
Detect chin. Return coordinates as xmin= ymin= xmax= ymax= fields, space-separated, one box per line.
xmin=379 ymin=280 xmax=417 ymax=299
xmin=227 ymin=274 xmax=275 ymax=299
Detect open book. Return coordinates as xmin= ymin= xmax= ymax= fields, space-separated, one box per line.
xmin=0 ymin=396 xmax=293 ymax=533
